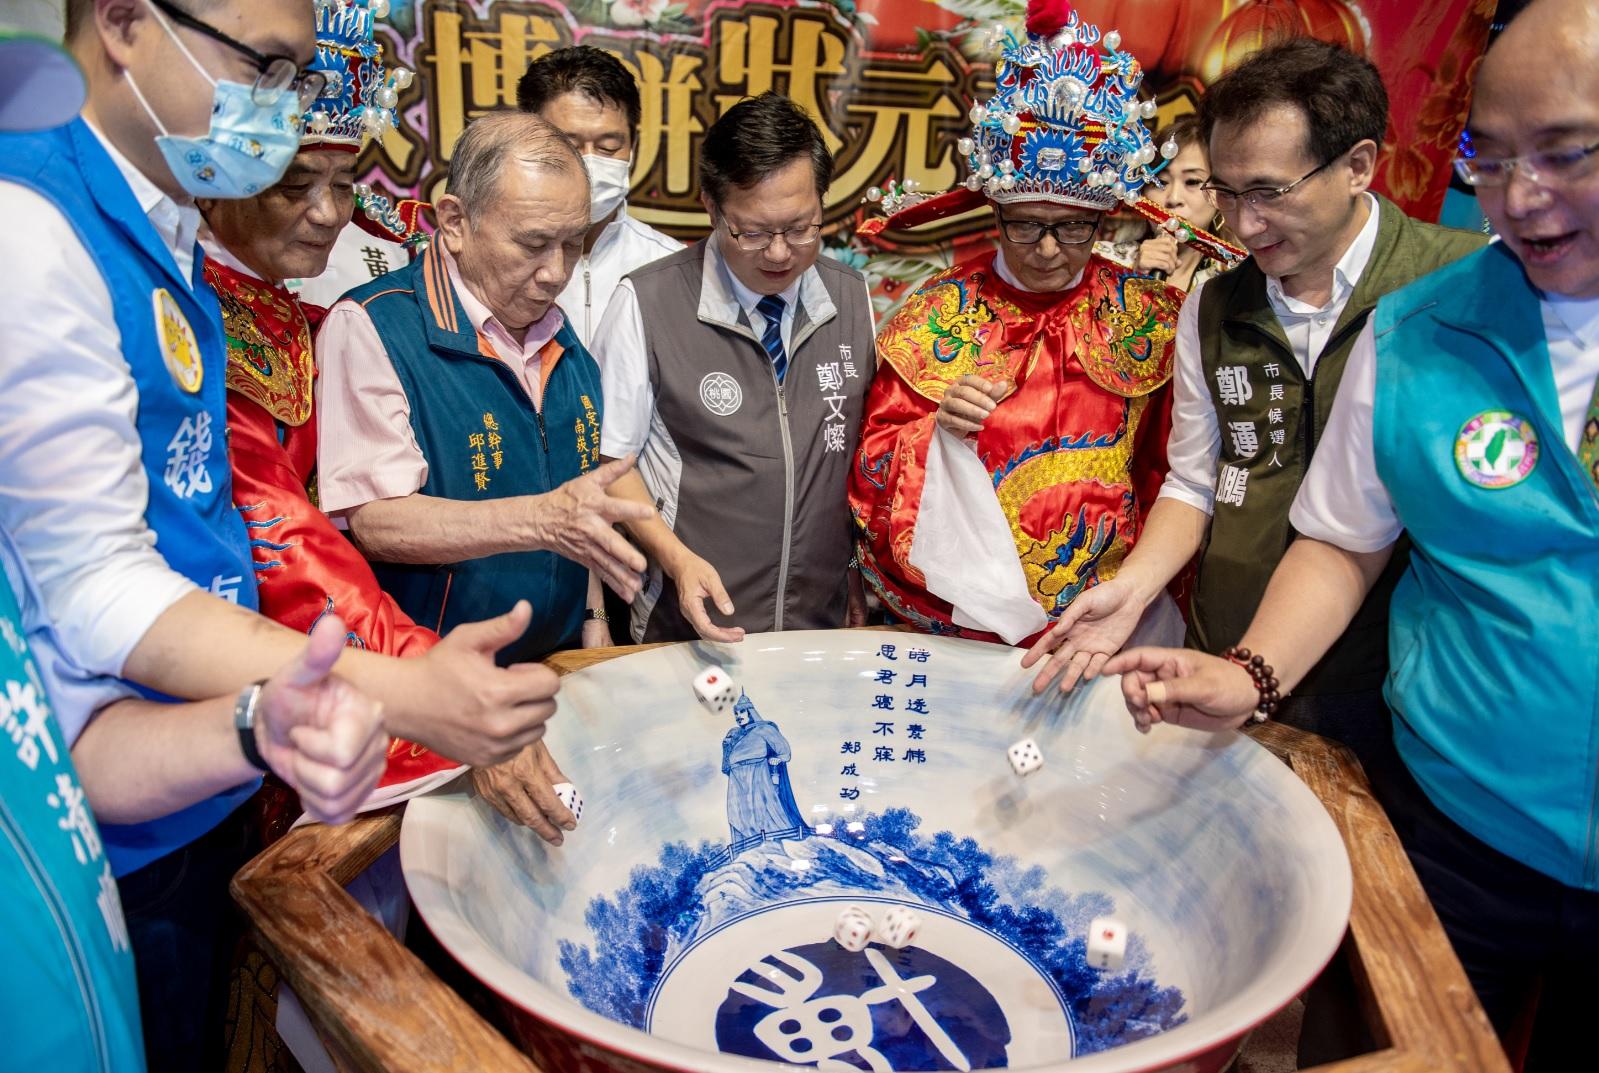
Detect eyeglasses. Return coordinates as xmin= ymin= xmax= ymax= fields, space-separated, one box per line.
xmin=721 ymin=219 xmax=823 ymax=252
xmin=1202 ymin=157 xmax=1335 ymax=212
xmin=995 ymin=214 xmax=1101 ymax=246
xmin=1453 ymin=138 xmax=1599 ymax=188
xmin=149 ymin=0 xmax=326 ymax=109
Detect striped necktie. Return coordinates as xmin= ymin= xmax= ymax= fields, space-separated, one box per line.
xmin=757 ymin=293 xmax=787 ymax=384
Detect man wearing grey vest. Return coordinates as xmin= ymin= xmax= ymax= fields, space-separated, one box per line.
xmin=1024 ymin=39 xmax=1484 ymax=765
xmin=594 ymin=93 xmax=874 ymax=644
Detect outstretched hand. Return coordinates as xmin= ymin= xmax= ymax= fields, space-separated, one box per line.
xmin=1102 ymin=646 xmax=1260 ymax=734
xmin=1020 ymin=577 xmax=1145 ymax=694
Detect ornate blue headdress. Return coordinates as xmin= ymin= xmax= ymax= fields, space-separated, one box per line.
xmin=861 ymin=0 xmax=1244 ymax=266
xmin=302 ymin=0 xmax=412 ymax=151
xmin=302 ymin=0 xmax=429 ymax=250
xmin=961 ymin=0 xmax=1169 ymax=210
xmin=732 ymin=693 xmax=757 ymax=719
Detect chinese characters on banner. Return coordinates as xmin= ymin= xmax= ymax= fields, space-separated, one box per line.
xmin=365 ymin=0 xmax=1490 ymax=309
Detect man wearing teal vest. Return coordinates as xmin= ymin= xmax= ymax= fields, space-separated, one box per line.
xmin=1024 ymin=40 xmax=1484 ymax=769
xmin=1109 ymin=0 xmax=1599 ymax=1062
xmin=315 ymin=111 xmax=651 ymax=662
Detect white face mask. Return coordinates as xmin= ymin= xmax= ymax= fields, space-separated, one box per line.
xmin=582 ymin=153 xmax=631 ymax=225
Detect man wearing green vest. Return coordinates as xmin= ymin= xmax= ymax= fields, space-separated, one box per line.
xmin=1106 ymin=0 xmax=1599 ymax=1061
xmin=316 ymin=111 xmax=652 ymax=663
xmin=1024 ymin=38 xmax=1484 ymax=764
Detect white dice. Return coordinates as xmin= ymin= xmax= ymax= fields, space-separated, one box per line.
xmin=1086 ymin=916 xmax=1126 ymax=971
xmin=552 ymin=782 xmax=583 ymax=825
xmin=833 ymin=905 xmax=873 ymax=952
xmin=693 ymin=665 xmax=738 ymax=713
xmin=879 ymin=905 xmax=922 ymax=949
xmin=1007 ymin=737 xmax=1044 ymax=776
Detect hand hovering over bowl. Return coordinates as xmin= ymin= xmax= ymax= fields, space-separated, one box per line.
xmin=1101 ymin=647 xmax=1260 ymax=734
xmin=470 ymin=740 xmax=578 ymax=845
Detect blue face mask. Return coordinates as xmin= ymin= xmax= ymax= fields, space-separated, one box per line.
xmin=126 ymin=6 xmax=302 ymax=199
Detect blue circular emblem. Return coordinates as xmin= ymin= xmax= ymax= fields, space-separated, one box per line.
xmin=713 ymin=939 xmax=1012 ymax=1070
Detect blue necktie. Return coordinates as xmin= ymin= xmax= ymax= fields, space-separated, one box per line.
xmin=757 ymin=294 xmax=787 ymax=384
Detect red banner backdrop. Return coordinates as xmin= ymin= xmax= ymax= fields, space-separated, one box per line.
xmin=364 ymin=0 xmax=1492 ymax=305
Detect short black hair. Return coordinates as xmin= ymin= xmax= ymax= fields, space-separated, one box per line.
xmin=68 ymin=0 xmax=220 ymax=38
xmin=516 ymin=46 xmax=641 ymax=134
xmin=699 ymin=92 xmax=833 ymax=208
xmin=1198 ymin=38 xmax=1389 ymax=167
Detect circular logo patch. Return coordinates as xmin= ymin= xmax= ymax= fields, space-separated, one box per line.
xmin=1455 ymin=410 xmax=1539 ymax=489
xmin=699 ymin=372 xmax=743 ymax=417
xmin=152 ymin=287 xmax=203 ymax=394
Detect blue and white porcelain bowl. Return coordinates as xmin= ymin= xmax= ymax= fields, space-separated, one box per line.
xmin=401 ymin=630 xmax=1352 ymax=1073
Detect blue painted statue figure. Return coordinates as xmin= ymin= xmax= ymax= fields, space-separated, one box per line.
xmin=720 ymin=694 xmax=806 ymax=843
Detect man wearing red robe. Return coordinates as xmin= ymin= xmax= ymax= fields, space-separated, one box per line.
xmin=850 ymin=0 xmax=1240 ymax=645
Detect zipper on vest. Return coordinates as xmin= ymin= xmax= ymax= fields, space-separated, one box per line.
xmin=1585 ymin=742 xmax=1599 ymax=886
xmin=1300 ymin=373 xmax=1317 ymax=464
xmin=583 ymin=265 xmax=592 ymax=343
xmin=535 ymin=410 xmax=549 ymax=453
xmin=771 ymin=361 xmax=795 ymax=631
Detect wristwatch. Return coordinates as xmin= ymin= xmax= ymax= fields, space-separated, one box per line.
xmin=234 ymin=679 xmax=271 ymax=773
xmin=583 ymin=608 xmax=609 ymax=623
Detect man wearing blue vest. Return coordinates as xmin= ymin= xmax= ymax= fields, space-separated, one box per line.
xmin=0 ymin=11 xmax=388 ymax=1070
xmin=1108 ymin=0 xmax=1599 ymax=1062
xmin=0 ymin=1 xmax=568 ymax=1067
xmin=316 ymin=110 xmax=652 ymax=663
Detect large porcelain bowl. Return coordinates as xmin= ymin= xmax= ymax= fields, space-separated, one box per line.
xmin=401 ymin=630 xmax=1351 ymax=1072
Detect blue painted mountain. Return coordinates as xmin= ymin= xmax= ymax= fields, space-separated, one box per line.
xmin=558 ymin=807 xmax=1186 ymax=1060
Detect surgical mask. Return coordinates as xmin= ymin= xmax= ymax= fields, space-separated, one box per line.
xmin=583 ymin=153 xmax=631 ymax=224
xmin=125 ymin=5 xmax=301 ymax=199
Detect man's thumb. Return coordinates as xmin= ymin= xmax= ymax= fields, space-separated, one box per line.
xmin=450 ymin=600 xmax=532 ymax=654
xmin=277 ymin=614 xmax=348 ymax=691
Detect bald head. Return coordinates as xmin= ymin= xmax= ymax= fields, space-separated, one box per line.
xmin=435 ymin=112 xmax=591 ymax=335
xmin=1485 ymin=0 xmax=1599 ymax=76
xmin=446 ymin=111 xmax=586 ymax=222
xmin=1467 ymin=0 xmax=1599 ymax=298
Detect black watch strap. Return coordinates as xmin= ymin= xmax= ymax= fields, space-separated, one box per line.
xmin=234 ymin=679 xmax=271 ymax=773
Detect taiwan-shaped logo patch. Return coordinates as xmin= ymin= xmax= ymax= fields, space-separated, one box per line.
xmin=1455 ymin=410 xmax=1539 ymax=489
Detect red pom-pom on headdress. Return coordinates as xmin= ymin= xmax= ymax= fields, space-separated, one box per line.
xmin=1025 ymin=0 xmax=1073 ymax=38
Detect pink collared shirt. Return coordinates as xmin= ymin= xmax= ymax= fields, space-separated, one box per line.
xmin=315 ymin=249 xmax=565 ymax=517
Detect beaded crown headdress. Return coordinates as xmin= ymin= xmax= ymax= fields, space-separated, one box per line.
xmin=302 ymin=0 xmax=411 ymax=150
xmin=862 ymin=0 xmax=1243 ymax=265
xmin=302 ymin=0 xmax=429 ymax=250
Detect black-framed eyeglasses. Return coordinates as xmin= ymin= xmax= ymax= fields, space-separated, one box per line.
xmin=1454 ymin=138 xmax=1599 ymax=188
xmin=995 ymin=213 xmax=1101 ymax=246
xmin=1202 ymin=157 xmax=1335 ymax=212
xmin=149 ymin=0 xmax=325 ymax=109
xmin=721 ymin=218 xmax=824 ymax=252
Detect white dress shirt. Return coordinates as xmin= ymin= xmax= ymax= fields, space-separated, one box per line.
xmin=0 ymin=125 xmax=202 ymax=741
xmin=556 ymin=207 xmax=682 ymax=349
xmin=1160 ymin=193 xmax=1382 ymax=514
xmin=595 ymin=233 xmax=804 ymax=461
xmin=315 ymin=248 xmax=566 ymax=516
xmin=1291 ymin=293 xmax=1599 ymax=552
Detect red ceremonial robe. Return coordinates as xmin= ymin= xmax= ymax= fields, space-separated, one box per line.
xmin=849 ymin=251 xmax=1182 ymax=643
xmin=206 ymin=257 xmax=462 ymax=795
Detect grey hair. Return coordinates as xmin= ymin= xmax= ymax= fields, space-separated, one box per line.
xmin=445 ymin=111 xmax=586 ymax=222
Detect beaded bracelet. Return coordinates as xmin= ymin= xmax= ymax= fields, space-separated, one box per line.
xmin=1220 ymin=646 xmax=1280 ymax=724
